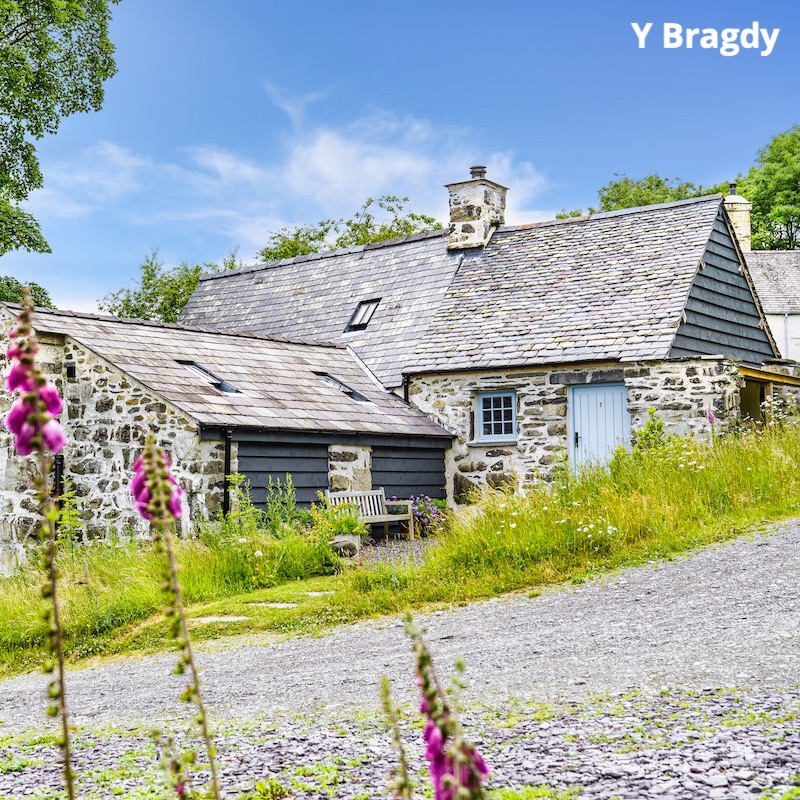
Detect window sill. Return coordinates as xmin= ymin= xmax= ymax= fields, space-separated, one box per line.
xmin=468 ymin=438 xmax=518 ymax=447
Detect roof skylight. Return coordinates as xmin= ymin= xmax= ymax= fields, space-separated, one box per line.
xmin=313 ymin=371 xmax=369 ymax=402
xmin=345 ymin=298 xmax=381 ymax=332
xmin=177 ymin=360 xmax=239 ymax=393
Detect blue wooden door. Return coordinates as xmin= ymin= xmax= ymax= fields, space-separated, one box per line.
xmin=570 ymin=384 xmax=631 ymax=471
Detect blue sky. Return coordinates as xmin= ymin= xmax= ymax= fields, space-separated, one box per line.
xmin=3 ymin=0 xmax=798 ymax=311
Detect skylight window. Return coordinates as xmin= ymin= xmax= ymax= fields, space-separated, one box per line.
xmin=177 ymin=360 xmax=239 ymax=394
xmin=345 ymin=298 xmax=381 ymax=332
xmin=313 ymin=371 xmax=369 ymax=402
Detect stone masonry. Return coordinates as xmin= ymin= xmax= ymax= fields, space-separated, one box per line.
xmin=0 ymin=332 xmax=232 ymax=569
xmin=408 ymin=357 xmax=779 ymax=505
xmin=328 ymin=445 xmax=372 ymax=492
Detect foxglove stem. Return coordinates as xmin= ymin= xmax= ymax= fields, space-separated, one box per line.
xmin=381 ymin=675 xmax=414 ymax=800
xmin=35 ymin=446 xmax=75 ymax=800
xmin=135 ymin=438 xmax=220 ymax=800
xmin=404 ymin=613 xmax=488 ymax=800
xmin=5 ymin=293 xmax=74 ymax=799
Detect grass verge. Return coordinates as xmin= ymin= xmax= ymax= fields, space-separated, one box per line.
xmin=2 ymin=424 xmax=800 ymax=676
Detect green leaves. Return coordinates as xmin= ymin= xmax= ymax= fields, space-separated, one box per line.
xmin=0 ymin=198 xmax=50 ymax=254
xmin=595 ymin=174 xmax=725 ymax=213
xmin=739 ymin=125 xmax=800 ymax=250
xmin=0 ymin=272 xmax=55 ymax=305
xmin=257 ymin=195 xmax=442 ymax=263
xmin=0 ymin=0 xmax=119 ymax=252
xmin=98 ymin=248 xmax=243 ymax=323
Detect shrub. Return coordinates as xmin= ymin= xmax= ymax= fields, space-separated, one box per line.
xmin=309 ymin=495 xmax=368 ymax=539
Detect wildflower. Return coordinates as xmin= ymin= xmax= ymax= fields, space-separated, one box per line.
xmin=253 ymin=550 xmax=263 ymax=557
xmin=133 ymin=436 xmax=219 ymax=799
xmin=130 ymin=445 xmax=184 ymax=521
xmin=4 ymin=301 xmax=65 ymax=456
xmin=406 ymin=615 xmax=488 ymax=800
xmin=707 ymin=409 xmax=716 ymax=424
xmin=5 ymin=293 xmax=73 ymax=799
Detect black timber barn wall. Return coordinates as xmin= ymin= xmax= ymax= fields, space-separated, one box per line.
xmin=670 ymin=209 xmax=775 ymax=365
xmin=232 ymin=435 xmax=448 ymax=510
xmin=371 ymin=443 xmax=446 ymax=500
xmin=236 ymin=441 xmax=329 ymax=507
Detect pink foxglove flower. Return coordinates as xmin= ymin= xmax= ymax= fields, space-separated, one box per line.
xmin=4 ymin=302 xmax=65 ymax=456
xmin=707 ymin=408 xmax=716 ymax=424
xmin=421 ymin=712 xmax=488 ymax=800
xmin=131 ymin=443 xmax=184 ymax=521
xmin=411 ymin=626 xmax=488 ymax=800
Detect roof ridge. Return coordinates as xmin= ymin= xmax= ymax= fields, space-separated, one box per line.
xmin=589 ymin=193 xmax=723 ymax=220
xmin=2 ymin=303 xmax=345 ymax=350
xmin=198 ymin=228 xmax=448 ymax=282
xmin=495 ymin=195 xmax=724 ymax=235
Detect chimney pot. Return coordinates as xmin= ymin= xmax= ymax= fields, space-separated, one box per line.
xmin=470 ymin=165 xmax=487 ymax=179
xmin=730 ymin=181 xmax=737 ymax=196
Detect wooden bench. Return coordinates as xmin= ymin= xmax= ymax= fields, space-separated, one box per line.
xmin=325 ymin=488 xmax=415 ymax=540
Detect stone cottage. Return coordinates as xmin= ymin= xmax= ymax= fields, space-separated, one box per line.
xmin=3 ymin=168 xmax=800 ymax=559
xmin=0 ymin=307 xmax=451 ymax=560
xmin=181 ymin=168 xmax=800 ymax=504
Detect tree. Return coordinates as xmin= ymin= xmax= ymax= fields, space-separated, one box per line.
xmin=739 ymin=125 xmax=800 ymax=250
xmin=98 ymin=249 xmax=244 ymax=324
xmin=554 ymin=174 xmax=726 ymax=220
xmin=0 ymin=0 xmax=119 ymax=254
xmin=0 ymin=274 xmax=54 ymax=306
xmin=593 ymin=174 xmax=726 ymax=213
xmin=257 ymin=196 xmax=441 ymax=262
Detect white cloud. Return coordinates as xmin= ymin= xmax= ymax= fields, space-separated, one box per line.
xmin=24 ymin=141 xmax=151 ymax=218
xmin=26 ymin=108 xmax=553 ymax=255
xmin=264 ymin=82 xmax=327 ymax=129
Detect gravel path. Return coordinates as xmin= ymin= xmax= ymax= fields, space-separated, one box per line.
xmin=1 ymin=522 xmax=799 ymax=798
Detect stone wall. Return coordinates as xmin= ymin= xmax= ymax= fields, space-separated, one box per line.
xmin=0 ymin=334 xmax=229 ymax=561
xmin=408 ymin=357 xmax=745 ymax=505
xmin=328 ymin=445 xmax=372 ymax=492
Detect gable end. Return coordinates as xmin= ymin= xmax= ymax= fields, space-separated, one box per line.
xmin=669 ymin=209 xmax=777 ymax=366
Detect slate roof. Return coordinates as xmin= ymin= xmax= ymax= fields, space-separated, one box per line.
xmin=180 ymin=230 xmax=462 ymax=388
xmin=18 ymin=307 xmax=451 ymax=439
xmin=411 ymin=196 xmax=725 ymax=372
xmin=745 ymin=251 xmax=800 ymax=314
xmin=181 ymin=196 xmax=727 ymax=379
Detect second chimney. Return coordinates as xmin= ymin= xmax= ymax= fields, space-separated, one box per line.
xmin=723 ymin=181 xmax=752 ymax=252
xmin=445 ymin=166 xmax=508 ymax=249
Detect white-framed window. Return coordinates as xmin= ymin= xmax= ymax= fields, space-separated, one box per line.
xmin=345 ymin=298 xmax=381 ymax=331
xmin=476 ymin=391 xmax=517 ymax=441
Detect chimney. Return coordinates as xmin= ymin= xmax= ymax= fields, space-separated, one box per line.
xmin=445 ymin=166 xmax=508 ymax=249
xmin=723 ymin=181 xmax=752 ymax=252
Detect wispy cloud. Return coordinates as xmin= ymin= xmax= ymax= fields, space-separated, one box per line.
xmin=25 ymin=104 xmax=552 ymax=257
xmin=264 ymin=81 xmax=327 ymax=129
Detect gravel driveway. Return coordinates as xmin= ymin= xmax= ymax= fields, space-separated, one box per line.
xmin=1 ymin=522 xmax=799 ymax=799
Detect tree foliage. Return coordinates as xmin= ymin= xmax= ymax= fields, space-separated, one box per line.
xmin=555 ymin=174 xmax=726 ymax=221
xmin=98 ymin=249 xmax=243 ymax=324
xmin=594 ymin=174 xmax=726 ymax=213
xmin=257 ymin=196 xmax=441 ymax=263
xmin=0 ymin=274 xmax=54 ymax=306
xmin=739 ymin=125 xmax=800 ymax=250
xmin=0 ymin=0 xmax=119 ymax=254
xmin=575 ymin=126 xmax=800 ymax=252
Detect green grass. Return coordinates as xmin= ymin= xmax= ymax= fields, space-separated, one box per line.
xmin=3 ymin=423 xmax=800 ymax=676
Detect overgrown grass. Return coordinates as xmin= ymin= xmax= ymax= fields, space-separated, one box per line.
xmin=0 ymin=527 xmax=340 ymax=676
xmin=2 ymin=424 xmax=800 ymax=676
